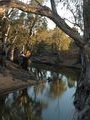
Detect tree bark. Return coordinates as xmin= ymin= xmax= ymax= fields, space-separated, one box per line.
xmin=73 ymin=1 xmax=90 ymax=119
xmin=74 ymin=52 xmax=90 ymax=120
xmin=83 ymin=0 xmax=90 ymax=44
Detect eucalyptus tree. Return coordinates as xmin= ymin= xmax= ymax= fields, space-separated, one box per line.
xmin=0 ymin=0 xmax=90 ymax=119
xmin=0 ymin=2 xmax=48 ymax=61
xmin=8 ymin=11 xmax=48 ymax=59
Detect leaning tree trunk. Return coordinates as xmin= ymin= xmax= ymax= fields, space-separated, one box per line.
xmin=74 ymin=0 xmax=90 ymax=118
xmin=74 ymin=47 xmax=90 ymax=120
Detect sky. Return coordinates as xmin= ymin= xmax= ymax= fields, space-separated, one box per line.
xmin=45 ymin=1 xmax=74 ymax=29
xmin=20 ymin=0 xmax=74 ymax=29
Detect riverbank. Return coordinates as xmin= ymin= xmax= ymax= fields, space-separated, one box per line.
xmin=0 ymin=61 xmax=38 ymax=96
xmin=0 ymin=49 xmax=81 ymax=96
xmin=0 ymin=59 xmax=80 ymax=96
xmin=30 ymin=49 xmax=81 ymax=69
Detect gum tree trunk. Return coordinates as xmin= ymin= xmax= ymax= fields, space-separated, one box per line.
xmin=74 ymin=0 xmax=90 ymax=119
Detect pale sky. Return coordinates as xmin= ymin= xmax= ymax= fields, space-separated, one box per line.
xmin=45 ymin=1 xmax=74 ymax=29
xmin=20 ymin=0 xmax=74 ymax=29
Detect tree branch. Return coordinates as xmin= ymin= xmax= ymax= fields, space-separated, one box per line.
xmin=51 ymin=13 xmax=84 ymax=47
xmin=9 ymin=0 xmax=53 ymax=18
xmin=50 ymin=0 xmax=57 ymax=14
xmin=0 ymin=0 xmax=84 ymax=47
xmin=35 ymin=0 xmax=42 ymax=6
xmin=64 ymin=18 xmax=84 ymax=32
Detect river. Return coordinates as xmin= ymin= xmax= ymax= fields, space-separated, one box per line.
xmin=0 ymin=66 xmax=79 ymax=120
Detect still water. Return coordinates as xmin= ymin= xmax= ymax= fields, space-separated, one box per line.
xmin=0 ymin=67 xmax=79 ymax=120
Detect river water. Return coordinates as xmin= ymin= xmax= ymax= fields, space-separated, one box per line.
xmin=0 ymin=66 xmax=79 ymax=120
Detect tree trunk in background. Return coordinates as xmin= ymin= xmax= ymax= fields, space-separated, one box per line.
xmin=9 ymin=47 xmax=15 ymax=61
xmin=0 ymin=15 xmax=7 ymax=67
xmin=0 ymin=13 xmax=11 ymax=66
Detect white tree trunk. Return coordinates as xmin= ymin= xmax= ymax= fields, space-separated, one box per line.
xmin=10 ymin=48 xmax=14 ymax=61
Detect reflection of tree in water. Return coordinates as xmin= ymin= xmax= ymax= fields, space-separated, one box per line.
xmin=68 ymin=77 xmax=76 ymax=88
xmin=30 ymin=70 xmax=65 ymax=99
xmin=49 ymin=71 xmax=76 ymax=98
xmin=0 ymin=88 xmax=43 ymax=120
xmin=51 ymin=71 xmax=60 ymax=81
xmin=45 ymin=71 xmax=65 ymax=98
xmin=34 ymin=83 xmax=45 ymax=98
xmin=29 ymin=68 xmax=77 ymax=99
xmin=29 ymin=67 xmax=48 ymax=81
xmin=50 ymin=79 xmax=67 ymax=99
xmin=0 ymin=68 xmax=78 ymax=120
xmin=65 ymin=71 xmax=78 ymax=88
xmin=30 ymin=67 xmax=77 ymax=84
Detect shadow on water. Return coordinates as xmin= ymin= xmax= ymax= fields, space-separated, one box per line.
xmin=0 ymin=66 xmax=80 ymax=120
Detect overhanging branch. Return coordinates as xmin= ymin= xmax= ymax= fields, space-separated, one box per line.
xmin=0 ymin=0 xmax=84 ymax=47
xmin=50 ymin=14 xmax=84 ymax=47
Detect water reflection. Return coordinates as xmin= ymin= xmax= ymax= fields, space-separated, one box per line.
xmin=0 ymin=67 xmax=79 ymax=120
